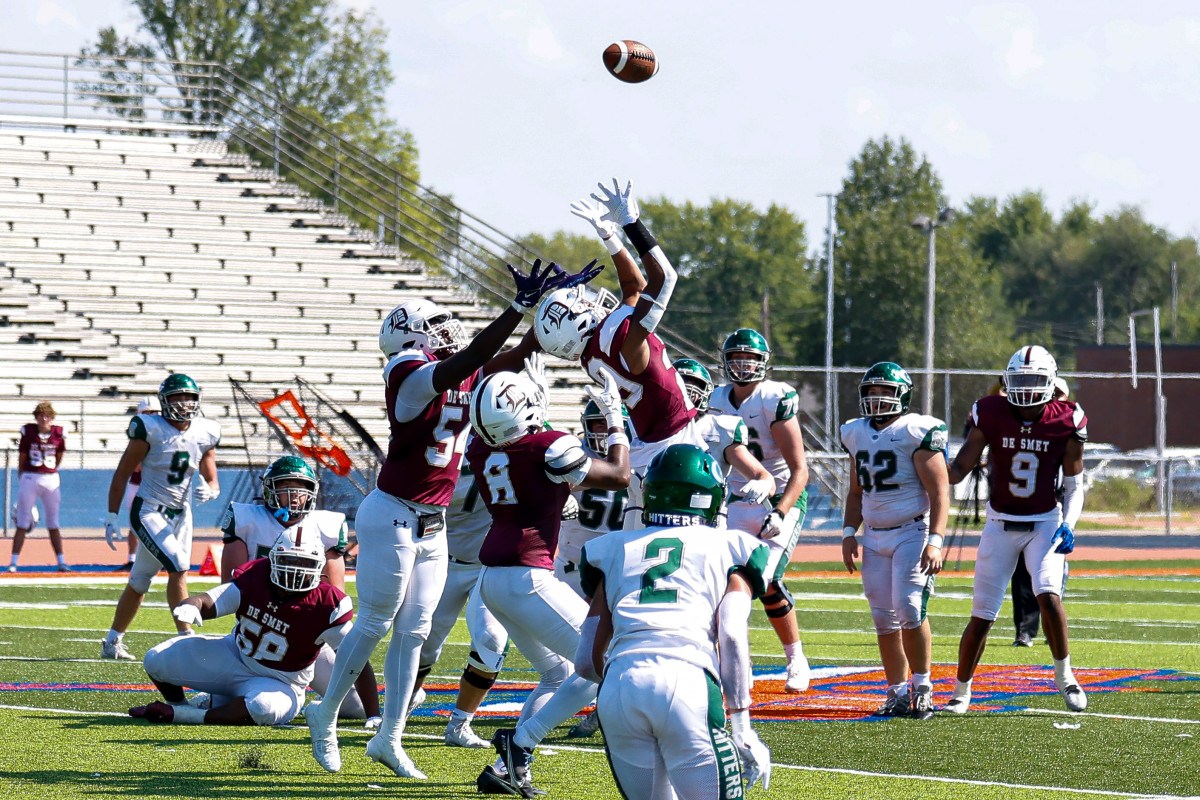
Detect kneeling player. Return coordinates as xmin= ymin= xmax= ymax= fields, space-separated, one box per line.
xmin=129 ymin=528 xmax=353 ymax=726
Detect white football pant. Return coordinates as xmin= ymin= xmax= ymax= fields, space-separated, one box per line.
xmin=971 ymin=512 xmax=1065 ymax=621
xmin=15 ymin=472 xmax=60 ymax=529
xmin=309 ymin=644 xmax=365 ymax=718
xmin=421 ymin=558 xmax=509 ymax=674
xmin=128 ymin=497 xmax=193 ymax=593
xmin=726 ymin=500 xmax=803 ymax=584
xmin=861 ymin=518 xmax=934 ymax=634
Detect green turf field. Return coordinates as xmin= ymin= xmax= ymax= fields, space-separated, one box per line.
xmin=1 ymin=561 xmax=1197 ymax=800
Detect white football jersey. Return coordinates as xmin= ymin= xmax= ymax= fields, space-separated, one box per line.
xmin=445 ymin=467 xmax=493 ymax=563
xmin=579 ymin=524 xmax=768 ymax=677
xmin=220 ymin=503 xmax=349 ymax=561
xmin=709 ymin=379 xmax=799 ymax=495
xmin=840 ymin=413 xmax=948 ymax=529
xmin=128 ymin=413 xmax=221 ymax=509
xmin=558 ymin=441 xmax=627 ymax=565
xmin=692 ymin=412 xmax=748 ymax=487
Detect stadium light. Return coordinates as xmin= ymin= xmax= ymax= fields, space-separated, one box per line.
xmin=909 ymin=208 xmax=955 ymax=415
xmin=1129 ymin=307 xmax=1166 ymax=514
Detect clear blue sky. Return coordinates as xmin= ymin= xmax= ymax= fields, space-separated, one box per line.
xmin=8 ymin=1 xmax=1200 ymax=254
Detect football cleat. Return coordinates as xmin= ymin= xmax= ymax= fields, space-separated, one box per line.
xmin=478 ymin=764 xmax=548 ymax=796
xmin=406 ymin=686 xmax=426 ymax=719
xmin=784 ymin=654 xmax=811 ymax=693
xmin=365 ymin=735 xmax=427 ymax=779
xmin=566 ymin=709 xmax=601 ymax=738
xmin=101 ymin=639 xmax=136 ymax=661
xmin=1012 ymin=633 xmax=1034 ymax=647
xmin=445 ymin=719 xmax=490 ymax=748
xmin=57 ymin=564 xmax=72 ymax=573
xmin=1059 ymin=682 xmax=1087 ymax=712
xmin=128 ymin=701 xmax=176 ymax=723
xmin=910 ymin=685 xmax=935 ymax=720
xmin=493 ymin=728 xmax=539 ymax=798
xmin=5 ymin=565 xmax=16 ymax=573
xmin=189 ymin=692 xmax=212 ymax=710
xmin=942 ymin=695 xmax=970 ymax=715
xmin=305 ymin=700 xmax=342 ymax=773
xmin=872 ymin=687 xmax=912 ymax=718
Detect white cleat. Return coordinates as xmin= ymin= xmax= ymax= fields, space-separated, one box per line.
xmin=1060 ymin=682 xmax=1087 ymax=712
xmin=100 ymin=640 xmax=136 ymax=661
xmin=406 ymin=687 xmax=426 ymax=719
xmin=942 ymin=695 xmax=970 ymax=715
xmin=446 ymin=720 xmax=491 ymax=748
xmin=189 ymin=692 xmax=212 ymax=710
xmin=784 ymin=653 xmax=810 ymax=693
xmin=306 ymin=700 xmax=342 ymax=773
xmin=366 ymin=735 xmax=427 ymax=779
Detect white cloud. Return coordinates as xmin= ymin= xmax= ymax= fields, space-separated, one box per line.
xmin=1005 ymin=28 xmax=1044 ymax=77
xmin=35 ymin=0 xmax=77 ymax=29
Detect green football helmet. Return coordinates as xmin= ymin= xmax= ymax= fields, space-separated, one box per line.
xmin=158 ymin=373 xmax=201 ymax=422
xmin=642 ymin=444 xmax=726 ymax=527
xmin=721 ymin=328 xmax=771 ymax=384
xmin=580 ymin=399 xmax=633 ymax=456
xmin=672 ymin=358 xmax=713 ymax=414
xmin=859 ymin=362 xmax=913 ymax=419
xmin=262 ymin=455 xmax=319 ymax=523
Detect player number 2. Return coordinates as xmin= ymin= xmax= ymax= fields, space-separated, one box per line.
xmin=1009 ymin=452 xmax=1039 ymax=498
xmin=481 ymin=453 xmax=516 ymax=505
xmin=639 ymin=537 xmax=683 ymax=604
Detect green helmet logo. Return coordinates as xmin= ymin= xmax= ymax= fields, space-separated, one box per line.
xmin=158 ymin=373 xmax=201 ymax=422
xmin=672 ymin=358 xmax=713 ymax=414
xmin=859 ymin=362 xmax=913 ymax=418
xmin=642 ymin=444 xmax=726 ymax=527
xmin=580 ymin=399 xmax=633 ymax=455
xmin=262 ymin=455 xmax=319 ymax=522
xmin=721 ymin=328 xmax=770 ymax=384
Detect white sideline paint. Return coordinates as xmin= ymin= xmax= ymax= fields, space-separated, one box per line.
xmin=0 ymin=702 xmax=1195 ymax=799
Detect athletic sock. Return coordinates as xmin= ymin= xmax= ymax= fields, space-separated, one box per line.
xmin=105 ymin=629 xmax=122 ymax=645
xmin=783 ymin=641 xmax=805 ymax=661
xmin=889 ymin=682 xmax=909 ymax=697
xmin=912 ymin=672 xmax=932 ymax=690
xmin=953 ymin=679 xmax=972 ymax=699
xmin=450 ymin=708 xmax=473 ymax=725
xmin=56 ymin=554 xmax=66 ymax=566
xmin=1054 ymin=656 xmax=1075 ymax=687
xmin=8 ymin=555 xmax=17 ymax=567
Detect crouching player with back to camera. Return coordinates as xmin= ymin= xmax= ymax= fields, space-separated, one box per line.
xmin=840 ymin=363 xmax=948 ymax=720
xmin=944 ymin=345 xmax=1088 ymax=714
xmin=219 ymin=455 xmax=380 ymax=727
xmin=102 ymin=375 xmax=221 ymax=661
xmin=578 ymin=444 xmax=773 ymax=800
xmin=128 ymin=528 xmax=353 ymax=727
xmin=469 ymin=358 xmax=630 ymax=798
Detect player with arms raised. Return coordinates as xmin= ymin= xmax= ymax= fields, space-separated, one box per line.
xmin=840 ymin=363 xmax=948 ymax=720
xmin=944 ymin=345 xmax=1088 ymax=714
xmin=306 ymin=260 xmax=597 ymax=779
xmin=577 ymin=444 xmax=773 ymax=799
xmin=534 ymin=178 xmax=704 ymax=528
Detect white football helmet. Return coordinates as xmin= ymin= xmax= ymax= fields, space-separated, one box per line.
xmin=1003 ymin=345 xmax=1058 ymax=407
xmin=136 ymin=396 xmax=161 ymax=415
xmin=379 ymin=299 xmax=467 ymax=359
xmin=469 ymin=371 xmax=548 ymax=448
xmin=268 ymin=528 xmax=326 ymax=593
xmin=533 ymin=285 xmax=617 ymax=361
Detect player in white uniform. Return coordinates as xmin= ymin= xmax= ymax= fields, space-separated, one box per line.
xmin=102 ymin=374 xmax=221 ymax=661
xmin=219 ymin=455 xmax=380 ymax=725
xmin=708 ymin=328 xmax=812 ymax=692
xmin=118 ymin=397 xmax=161 ymax=570
xmin=840 ymin=363 xmax=949 ymax=720
xmin=409 ymin=460 xmax=512 ymax=750
xmin=577 ymin=444 xmax=773 ymax=800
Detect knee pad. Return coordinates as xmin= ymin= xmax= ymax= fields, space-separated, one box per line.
xmin=467 ymin=643 xmax=506 ymax=674
xmin=245 ymin=692 xmax=300 ymax=727
xmin=870 ymin=605 xmax=901 ymax=636
xmin=128 ymin=570 xmax=155 ymax=595
xmin=462 ymin=665 xmax=497 ymax=691
xmin=530 ymin=655 xmax=571 ymax=691
xmin=761 ymin=580 xmax=795 ymax=617
xmin=353 ymin=607 xmax=395 ymax=642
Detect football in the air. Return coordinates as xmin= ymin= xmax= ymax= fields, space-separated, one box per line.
xmin=602 ymin=40 xmax=659 ymax=84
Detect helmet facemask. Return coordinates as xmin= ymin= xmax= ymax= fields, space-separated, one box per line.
xmin=264 ymin=477 xmax=318 ymax=523
xmin=534 ymin=286 xmax=618 ymax=361
xmin=1004 ymin=346 xmax=1058 ymax=407
xmin=161 ymin=391 xmax=200 ymax=422
xmin=268 ymin=531 xmax=325 ymax=593
xmin=424 ymin=311 xmax=467 ymax=357
xmin=580 ymin=400 xmax=633 ymax=456
xmin=860 ymin=382 xmax=905 ymax=418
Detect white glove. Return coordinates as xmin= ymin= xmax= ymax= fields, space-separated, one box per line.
xmin=759 ymin=509 xmax=785 ymax=540
xmin=591 ymin=177 xmax=640 ymax=226
xmin=193 ymin=481 xmax=219 ymax=505
xmin=570 ymin=197 xmax=620 ymax=240
xmin=562 ymin=494 xmax=580 ymax=521
xmin=584 ymin=366 xmax=624 ymax=429
xmin=105 ymin=511 xmax=120 ymax=551
xmin=740 ymin=478 xmax=774 ymax=507
xmin=733 ymin=727 xmax=772 ymax=790
xmin=173 ymin=604 xmax=204 ymax=627
xmin=523 ymin=351 xmax=548 ymax=390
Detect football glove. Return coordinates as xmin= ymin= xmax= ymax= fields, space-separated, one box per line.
xmin=173 ymin=604 xmax=203 ymax=627
xmin=584 ymin=367 xmax=624 ymax=429
xmin=733 ymin=728 xmax=772 ymax=790
xmin=1051 ymin=524 xmax=1075 ymax=554
xmin=561 ymin=494 xmax=580 ymax=521
xmin=570 ymin=198 xmax=620 ymax=241
xmin=508 ymin=258 xmax=566 ymax=313
xmin=740 ymin=478 xmax=774 ymax=507
xmin=193 ymin=481 xmax=219 ymax=505
xmin=557 ymin=258 xmax=605 ymax=290
xmin=592 ymin=177 xmax=640 ymax=226
xmin=759 ymin=509 xmax=786 ymax=540
xmin=523 ymin=351 xmax=548 ymax=390
xmin=104 ymin=511 xmax=120 ymax=551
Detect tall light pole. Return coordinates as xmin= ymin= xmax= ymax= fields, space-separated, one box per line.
xmin=910 ymin=207 xmax=956 ymax=415
xmin=819 ymin=192 xmax=836 ymax=447
xmin=1130 ymin=307 xmax=1166 ymax=512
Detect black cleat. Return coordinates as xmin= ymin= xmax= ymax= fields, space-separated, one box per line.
xmin=492 ymin=729 xmax=540 ymax=798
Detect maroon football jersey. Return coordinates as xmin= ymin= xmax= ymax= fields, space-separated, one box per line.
xmin=230 ymin=559 xmax=353 ymax=673
xmin=470 ymin=430 xmax=579 ymax=570
xmin=376 ymin=353 xmax=480 ymax=506
xmin=581 ymin=307 xmax=695 ymax=443
xmin=19 ymin=424 xmax=65 ymax=474
xmin=970 ymin=394 xmax=1087 ymax=516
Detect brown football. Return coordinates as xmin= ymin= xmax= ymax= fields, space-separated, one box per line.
xmin=602 ymin=40 xmax=659 ymax=84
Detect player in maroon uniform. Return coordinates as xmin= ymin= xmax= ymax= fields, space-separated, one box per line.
xmin=128 ymin=529 xmax=353 ymax=726
xmin=306 ymin=260 xmax=601 ymax=779
xmin=8 ymin=401 xmax=69 ymax=572
xmin=467 ymin=358 xmax=629 ymax=798
xmin=532 ymin=178 xmax=703 ymax=528
xmin=944 ymin=346 xmax=1088 ymax=714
